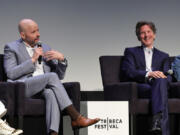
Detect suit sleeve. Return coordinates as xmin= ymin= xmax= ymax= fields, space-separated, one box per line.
xmin=49 ymin=59 xmax=67 ymax=80
xmin=42 ymin=44 xmax=67 ymax=80
xmin=4 ymin=44 xmax=35 ymax=80
xmin=162 ymin=54 xmax=172 ymax=82
xmin=122 ymin=48 xmax=147 ymax=82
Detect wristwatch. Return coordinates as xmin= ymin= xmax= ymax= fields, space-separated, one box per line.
xmin=59 ymin=58 xmax=67 ymax=65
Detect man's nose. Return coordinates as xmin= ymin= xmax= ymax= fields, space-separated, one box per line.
xmin=37 ymin=31 xmax=40 ymax=37
xmin=144 ymin=32 xmax=148 ymax=37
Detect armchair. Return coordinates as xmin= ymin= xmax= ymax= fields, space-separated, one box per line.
xmin=15 ymin=81 xmax=80 ymax=135
xmin=99 ymin=55 xmax=180 ymax=135
xmin=0 ymin=54 xmax=80 ymax=135
xmin=0 ymin=54 xmax=16 ymax=125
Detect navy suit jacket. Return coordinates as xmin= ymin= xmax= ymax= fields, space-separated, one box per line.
xmin=122 ymin=46 xmax=171 ymax=83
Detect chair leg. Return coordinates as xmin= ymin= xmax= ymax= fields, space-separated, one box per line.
xmin=59 ymin=116 xmax=64 ymax=135
xmin=177 ymin=114 xmax=180 ymax=134
xmin=130 ymin=114 xmax=136 ymax=135
xmin=18 ymin=115 xmax=24 ymax=134
xmin=73 ymin=129 xmax=79 ymax=135
xmin=8 ymin=115 xmax=15 ymax=127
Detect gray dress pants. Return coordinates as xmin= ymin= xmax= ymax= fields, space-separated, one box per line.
xmin=23 ymin=72 xmax=72 ymax=134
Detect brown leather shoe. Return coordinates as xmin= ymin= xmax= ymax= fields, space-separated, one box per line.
xmin=71 ymin=115 xmax=100 ymax=129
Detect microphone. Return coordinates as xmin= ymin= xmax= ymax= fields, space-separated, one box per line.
xmin=164 ymin=69 xmax=173 ymax=76
xmin=36 ymin=41 xmax=42 ymax=64
xmin=148 ymin=69 xmax=173 ymax=82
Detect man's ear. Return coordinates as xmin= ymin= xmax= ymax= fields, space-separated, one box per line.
xmin=153 ymin=34 xmax=156 ymax=41
xmin=20 ymin=32 xmax=25 ymax=40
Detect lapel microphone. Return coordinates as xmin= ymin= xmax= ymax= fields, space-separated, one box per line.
xmin=164 ymin=69 xmax=173 ymax=76
xmin=36 ymin=41 xmax=42 ymax=64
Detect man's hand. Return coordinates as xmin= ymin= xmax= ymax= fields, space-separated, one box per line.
xmin=32 ymin=47 xmax=43 ymax=63
xmin=148 ymin=71 xmax=167 ymax=79
xmin=44 ymin=50 xmax=64 ymax=61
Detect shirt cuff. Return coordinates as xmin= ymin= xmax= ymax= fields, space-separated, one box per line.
xmin=145 ymin=71 xmax=150 ymax=82
xmin=145 ymin=71 xmax=150 ymax=78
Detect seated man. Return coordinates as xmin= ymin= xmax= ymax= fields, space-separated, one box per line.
xmin=0 ymin=101 xmax=23 ymax=135
xmin=3 ymin=19 xmax=100 ymax=135
xmin=121 ymin=21 xmax=171 ymax=135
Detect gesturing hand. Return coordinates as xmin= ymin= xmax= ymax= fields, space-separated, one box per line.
xmin=44 ymin=50 xmax=64 ymax=61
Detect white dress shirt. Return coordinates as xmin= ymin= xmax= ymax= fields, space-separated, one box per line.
xmin=24 ymin=42 xmax=44 ymax=76
xmin=143 ymin=45 xmax=154 ymax=78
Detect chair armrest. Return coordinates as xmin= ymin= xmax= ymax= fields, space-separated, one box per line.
xmin=169 ymin=82 xmax=180 ymax=98
xmin=104 ymin=82 xmax=138 ymax=101
xmin=63 ymin=82 xmax=81 ymax=112
xmin=104 ymin=82 xmax=138 ymax=114
xmin=14 ymin=82 xmax=26 ymax=116
xmin=0 ymin=82 xmax=16 ymax=116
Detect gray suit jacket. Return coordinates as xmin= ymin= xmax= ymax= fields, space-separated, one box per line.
xmin=4 ymin=39 xmax=67 ymax=81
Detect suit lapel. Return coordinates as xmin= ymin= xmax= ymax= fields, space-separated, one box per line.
xmin=152 ymin=48 xmax=159 ymax=70
xmin=18 ymin=40 xmax=31 ymax=60
xmin=137 ymin=46 xmax=146 ymax=68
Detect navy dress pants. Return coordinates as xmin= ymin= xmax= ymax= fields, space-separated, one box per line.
xmin=138 ymin=78 xmax=169 ymax=135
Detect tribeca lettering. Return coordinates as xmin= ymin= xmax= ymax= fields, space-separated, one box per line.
xmin=94 ymin=118 xmax=122 ymax=130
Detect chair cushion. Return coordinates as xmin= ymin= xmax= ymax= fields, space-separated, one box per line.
xmin=24 ymin=98 xmax=45 ymax=115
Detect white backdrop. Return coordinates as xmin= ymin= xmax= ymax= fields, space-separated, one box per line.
xmin=0 ymin=0 xmax=180 ymax=91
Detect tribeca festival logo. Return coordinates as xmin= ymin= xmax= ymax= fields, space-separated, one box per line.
xmin=93 ymin=117 xmax=123 ymax=131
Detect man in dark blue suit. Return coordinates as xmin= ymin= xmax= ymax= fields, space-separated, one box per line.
xmin=122 ymin=21 xmax=171 ymax=135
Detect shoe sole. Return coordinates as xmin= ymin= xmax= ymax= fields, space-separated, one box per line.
xmin=72 ymin=119 xmax=100 ymax=130
xmin=0 ymin=109 xmax=7 ymax=118
xmin=11 ymin=129 xmax=23 ymax=135
xmin=72 ymin=122 xmax=98 ymax=130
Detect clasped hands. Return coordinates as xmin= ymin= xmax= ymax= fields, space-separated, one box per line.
xmin=148 ymin=71 xmax=167 ymax=79
xmin=31 ymin=47 xmax=64 ymax=63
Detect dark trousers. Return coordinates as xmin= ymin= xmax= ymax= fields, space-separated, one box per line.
xmin=138 ymin=78 xmax=169 ymax=135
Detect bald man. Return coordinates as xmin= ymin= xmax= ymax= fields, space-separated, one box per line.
xmin=3 ymin=19 xmax=100 ymax=135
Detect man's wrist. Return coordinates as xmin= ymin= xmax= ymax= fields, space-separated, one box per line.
xmin=31 ymin=58 xmax=36 ymax=63
xmin=145 ymin=71 xmax=150 ymax=78
xmin=59 ymin=58 xmax=67 ymax=65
